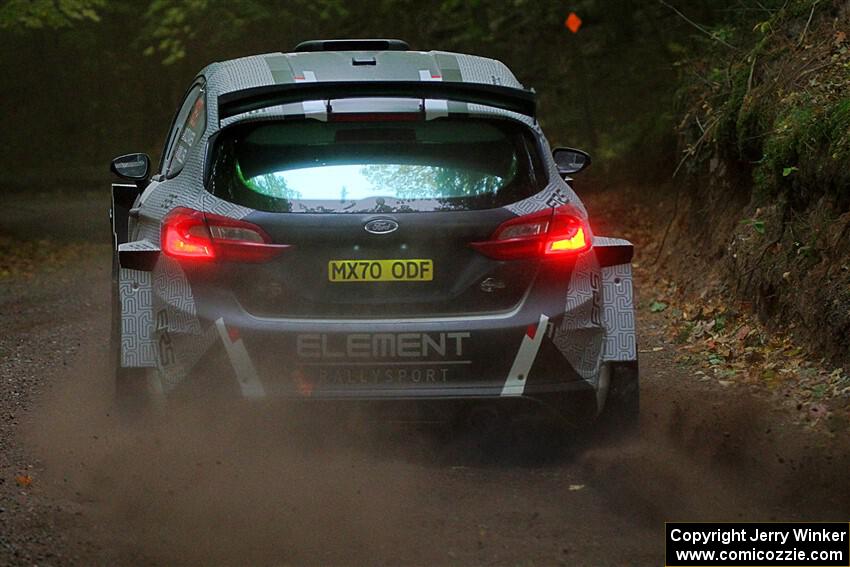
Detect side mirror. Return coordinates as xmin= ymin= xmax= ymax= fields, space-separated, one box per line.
xmin=552 ymin=147 xmax=591 ymax=177
xmin=110 ymin=153 xmax=150 ymax=181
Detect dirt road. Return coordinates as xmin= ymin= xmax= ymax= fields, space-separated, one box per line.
xmin=1 ymin=192 xmax=848 ymax=566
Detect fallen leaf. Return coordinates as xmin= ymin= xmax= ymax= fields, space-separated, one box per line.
xmin=650 ymin=300 xmax=668 ymax=313
xmin=568 ymin=484 xmax=585 ymax=491
xmin=809 ymin=403 xmax=829 ymax=420
xmin=15 ymin=475 xmax=32 ymax=488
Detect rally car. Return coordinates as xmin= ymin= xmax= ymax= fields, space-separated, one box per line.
xmin=109 ymin=39 xmax=638 ymax=430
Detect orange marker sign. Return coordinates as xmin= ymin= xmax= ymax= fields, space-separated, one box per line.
xmin=565 ymin=12 xmax=582 ymax=34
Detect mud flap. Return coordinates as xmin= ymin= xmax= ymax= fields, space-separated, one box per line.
xmin=110 ymin=182 xmax=141 ymax=249
xmin=598 ymin=238 xmax=637 ymax=364
xmin=117 ymin=266 xmax=157 ymax=368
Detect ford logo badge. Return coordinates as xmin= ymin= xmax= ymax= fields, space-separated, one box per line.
xmin=364 ymin=218 xmax=399 ymax=235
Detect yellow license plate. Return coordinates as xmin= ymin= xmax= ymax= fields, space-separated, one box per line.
xmin=328 ymin=259 xmax=433 ymax=282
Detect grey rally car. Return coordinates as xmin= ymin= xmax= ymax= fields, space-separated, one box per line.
xmin=109 ymin=39 xmax=638 ymax=429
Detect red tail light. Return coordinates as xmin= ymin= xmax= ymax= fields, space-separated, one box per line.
xmin=161 ymin=207 xmax=290 ymax=263
xmin=470 ymin=205 xmax=591 ymax=260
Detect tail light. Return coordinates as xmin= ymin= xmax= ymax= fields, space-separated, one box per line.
xmin=161 ymin=207 xmax=290 ymax=263
xmin=470 ymin=205 xmax=591 ymax=260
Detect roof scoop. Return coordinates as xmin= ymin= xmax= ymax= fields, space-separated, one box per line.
xmin=294 ymin=39 xmax=410 ymax=52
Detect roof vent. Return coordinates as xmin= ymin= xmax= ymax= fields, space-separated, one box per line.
xmin=294 ymin=39 xmax=410 ymax=52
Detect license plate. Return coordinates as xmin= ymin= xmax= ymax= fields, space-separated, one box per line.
xmin=328 ymin=259 xmax=433 ymax=282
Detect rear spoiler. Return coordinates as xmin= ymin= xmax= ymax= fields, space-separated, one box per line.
xmin=217 ymin=80 xmax=537 ymax=122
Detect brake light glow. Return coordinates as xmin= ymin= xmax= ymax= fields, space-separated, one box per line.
xmin=544 ymin=209 xmax=589 ymax=254
xmin=162 ymin=208 xmax=216 ymax=260
xmin=547 ymin=227 xmax=587 ymax=252
xmin=470 ymin=205 xmax=591 ymax=260
xmin=161 ymin=207 xmax=290 ymax=263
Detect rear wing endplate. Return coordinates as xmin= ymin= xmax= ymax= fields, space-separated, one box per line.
xmin=218 ymin=81 xmax=536 ymax=122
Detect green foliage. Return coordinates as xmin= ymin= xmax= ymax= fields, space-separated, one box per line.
xmin=677 ymin=0 xmax=849 ymax=211
xmin=650 ymin=300 xmax=669 ymax=313
xmin=740 ymin=218 xmax=766 ymax=234
xmin=756 ymin=95 xmax=850 ymax=203
xmin=0 ymin=0 xmax=104 ymax=29
xmin=0 ymin=0 xmax=765 ymax=180
xmin=363 ymin=164 xmax=504 ymax=200
xmin=707 ymin=353 xmax=725 ymax=366
xmin=140 ymin=0 xmax=347 ymax=64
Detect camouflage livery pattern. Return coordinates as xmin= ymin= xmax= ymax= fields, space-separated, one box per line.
xmin=115 ymin=46 xmax=636 ymax=404
xmin=596 ymin=238 xmax=637 ymax=363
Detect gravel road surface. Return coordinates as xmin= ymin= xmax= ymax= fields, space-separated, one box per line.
xmin=1 ymin=192 xmax=848 ymax=566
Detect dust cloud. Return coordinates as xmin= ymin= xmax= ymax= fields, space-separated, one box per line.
xmin=26 ymin=345 xmax=447 ymax=565
xmin=22 ymin=331 xmax=850 ymax=566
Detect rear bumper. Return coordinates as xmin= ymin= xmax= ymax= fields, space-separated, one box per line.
xmin=155 ymin=256 xmax=597 ymax=398
xmin=180 ymin=310 xmax=590 ymax=397
xmin=142 ymin=245 xmax=637 ymax=426
xmin=162 ymin=333 xmax=641 ymax=429
xmin=184 ymin=343 xmax=603 ymax=426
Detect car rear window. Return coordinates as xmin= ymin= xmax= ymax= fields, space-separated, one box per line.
xmin=208 ymin=117 xmax=546 ymax=213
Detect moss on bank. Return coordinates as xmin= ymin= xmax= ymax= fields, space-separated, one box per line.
xmin=672 ymin=0 xmax=850 ymax=366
